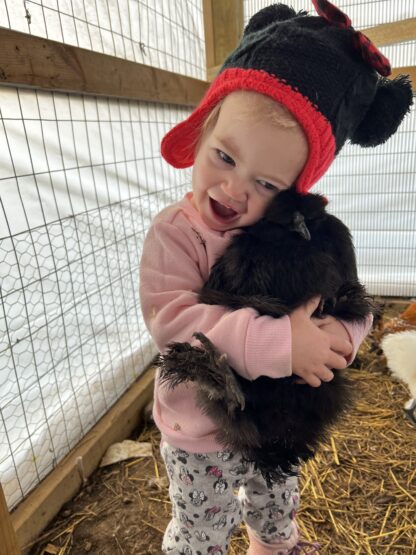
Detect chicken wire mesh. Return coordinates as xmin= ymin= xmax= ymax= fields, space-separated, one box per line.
xmin=0 ymin=0 xmax=205 ymax=79
xmin=0 ymin=1 xmax=198 ymax=510
xmin=244 ymin=0 xmax=416 ymax=295
xmin=0 ymin=0 xmax=415 ymax=514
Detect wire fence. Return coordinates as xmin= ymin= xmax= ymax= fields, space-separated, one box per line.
xmin=0 ymin=0 xmax=415 ymax=513
xmin=245 ymin=0 xmax=416 ymax=295
xmin=0 ymin=0 xmax=205 ymax=79
xmin=0 ymin=0 xmax=197 ymax=510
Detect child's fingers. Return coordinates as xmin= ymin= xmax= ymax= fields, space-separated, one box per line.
xmin=327 ymin=350 xmax=348 ymax=369
xmin=294 ymin=366 xmax=333 ymax=387
xmin=329 ymin=335 xmax=352 ymax=357
xmin=304 ymin=296 xmax=321 ymax=316
xmin=302 ymin=374 xmax=322 ymax=387
xmin=318 ymin=366 xmax=335 ymax=382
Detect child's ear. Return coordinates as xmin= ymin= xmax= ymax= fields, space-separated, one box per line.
xmin=350 ymin=75 xmax=413 ymax=147
xmin=244 ymin=5 xmax=306 ymax=35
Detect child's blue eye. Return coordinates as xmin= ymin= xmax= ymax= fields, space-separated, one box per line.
xmin=257 ymin=180 xmax=278 ymax=192
xmin=217 ymin=150 xmax=235 ymax=166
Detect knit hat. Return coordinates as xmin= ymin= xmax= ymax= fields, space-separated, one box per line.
xmin=161 ymin=0 xmax=413 ymax=193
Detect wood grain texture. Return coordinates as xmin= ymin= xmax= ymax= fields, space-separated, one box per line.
xmin=0 ymin=484 xmax=21 ymax=555
xmin=0 ymin=28 xmax=208 ymax=106
xmin=365 ymin=18 xmax=416 ymax=47
xmin=203 ymin=0 xmax=243 ymax=72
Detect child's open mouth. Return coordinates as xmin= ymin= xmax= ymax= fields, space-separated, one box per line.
xmin=210 ymin=198 xmax=239 ymax=221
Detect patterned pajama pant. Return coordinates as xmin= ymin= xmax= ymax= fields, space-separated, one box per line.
xmin=161 ymin=441 xmax=300 ymax=555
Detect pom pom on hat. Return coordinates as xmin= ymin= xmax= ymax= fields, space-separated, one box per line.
xmin=245 ymin=4 xmax=307 ymax=34
xmin=351 ymin=75 xmax=414 ymax=147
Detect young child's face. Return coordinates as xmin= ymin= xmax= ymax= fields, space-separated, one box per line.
xmin=191 ymin=92 xmax=308 ymax=231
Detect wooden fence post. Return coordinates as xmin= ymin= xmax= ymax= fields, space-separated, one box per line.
xmin=0 ymin=483 xmax=21 ymax=555
xmin=203 ymin=0 xmax=244 ymax=81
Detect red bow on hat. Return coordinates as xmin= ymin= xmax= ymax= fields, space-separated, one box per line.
xmin=312 ymin=0 xmax=391 ymax=76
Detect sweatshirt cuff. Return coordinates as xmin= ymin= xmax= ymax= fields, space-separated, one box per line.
xmin=245 ymin=314 xmax=292 ymax=380
xmin=341 ymin=314 xmax=373 ymax=364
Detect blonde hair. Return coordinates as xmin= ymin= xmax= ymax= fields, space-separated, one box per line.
xmin=195 ymin=90 xmax=301 ymax=153
xmin=205 ymin=91 xmax=299 ymax=131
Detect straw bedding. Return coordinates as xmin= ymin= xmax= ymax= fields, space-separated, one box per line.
xmin=30 ymin=301 xmax=415 ymax=555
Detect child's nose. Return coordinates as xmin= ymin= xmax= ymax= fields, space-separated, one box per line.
xmin=221 ymin=176 xmax=249 ymax=202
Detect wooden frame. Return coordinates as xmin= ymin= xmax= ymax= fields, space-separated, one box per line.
xmin=11 ymin=367 xmax=155 ymax=553
xmin=0 ymin=484 xmax=21 ymax=555
xmin=0 ymin=28 xmax=208 ymax=106
xmin=203 ymin=0 xmax=244 ymax=81
xmin=1 ymin=6 xmax=416 ymax=555
xmin=365 ymin=17 xmax=416 ymax=46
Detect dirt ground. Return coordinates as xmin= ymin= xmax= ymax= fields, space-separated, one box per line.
xmin=29 ymin=300 xmax=416 ymax=555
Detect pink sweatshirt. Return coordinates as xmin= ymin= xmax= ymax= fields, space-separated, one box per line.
xmin=139 ymin=193 xmax=372 ymax=452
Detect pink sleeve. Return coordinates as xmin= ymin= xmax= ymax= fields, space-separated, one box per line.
xmin=139 ymin=221 xmax=292 ymax=380
xmin=341 ymin=314 xmax=373 ymax=364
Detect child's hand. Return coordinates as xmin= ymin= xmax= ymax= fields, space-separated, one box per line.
xmin=312 ymin=314 xmax=353 ymax=359
xmin=289 ymin=297 xmax=352 ymax=387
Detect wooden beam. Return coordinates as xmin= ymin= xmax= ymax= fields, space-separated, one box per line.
xmin=0 ymin=28 xmax=208 ymax=106
xmin=11 ymin=367 xmax=155 ymax=552
xmin=203 ymin=0 xmax=244 ymax=79
xmin=203 ymin=0 xmax=216 ymax=74
xmin=0 ymin=484 xmax=21 ymax=555
xmin=364 ymin=18 xmax=416 ymax=47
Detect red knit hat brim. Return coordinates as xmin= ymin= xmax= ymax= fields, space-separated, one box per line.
xmin=161 ymin=68 xmax=336 ymax=193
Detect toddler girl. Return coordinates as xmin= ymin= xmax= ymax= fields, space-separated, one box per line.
xmin=140 ymin=2 xmax=412 ymax=553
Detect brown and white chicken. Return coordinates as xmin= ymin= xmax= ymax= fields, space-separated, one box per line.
xmin=380 ymin=302 xmax=416 ymax=425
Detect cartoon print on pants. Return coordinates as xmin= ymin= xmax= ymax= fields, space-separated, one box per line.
xmin=173 ymin=448 xmax=190 ymax=464
xmin=173 ymin=493 xmax=187 ymax=510
xmin=212 ymin=515 xmax=227 ymax=530
xmin=224 ymin=499 xmax=239 ymax=513
xmin=247 ymin=509 xmax=262 ymax=521
xmin=208 ymin=546 xmax=223 ymax=555
xmin=265 ymin=502 xmax=284 ymax=520
xmin=217 ymin=451 xmax=233 ymax=462
xmin=180 ymin=527 xmax=192 ymax=541
xmin=261 ymin=521 xmax=278 ymax=536
xmin=206 ymin=465 xmax=222 ymax=478
xmin=282 ymin=489 xmax=294 ymax=505
xmin=180 ymin=466 xmax=194 ymax=485
xmin=213 ymin=477 xmax=228 ymax=494
xmin=189 ymin=489 xmax=208 ymax=506
xmin=229 ymin=462 xmax=249 ymax=476
xmin=195 ymin=530 xmax=210 ymax=542
xmin=180 ymin=513 xmax=194 ymax=528
xmin=166 ymin=462 xmax=175 ymax=479
xmin=204 ymin=506 xmax=221 ymax=521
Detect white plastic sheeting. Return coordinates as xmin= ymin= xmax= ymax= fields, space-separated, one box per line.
xmin=0 ymin=0 xmax=199 ymax=509
xmin=0 ymin=86 xmax=192 ymax=510
xmin=245 ymin=0 xmax=416 ymax=296
xmin=0 ymin=0 xmax=415 ymax=511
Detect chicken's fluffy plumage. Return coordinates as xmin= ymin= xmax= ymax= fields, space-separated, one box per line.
xmin=380 ymin=302 xmax=416 ymax=425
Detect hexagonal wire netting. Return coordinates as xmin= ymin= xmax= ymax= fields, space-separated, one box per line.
xmin=0 ymin=0 xmax=415 ymax=512
xmin=0 ymin=0 xmax=200 ymax=510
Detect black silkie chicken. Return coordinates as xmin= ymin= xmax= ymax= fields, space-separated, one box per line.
xmin=156 ymin=188 xmax=374 ymax=485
